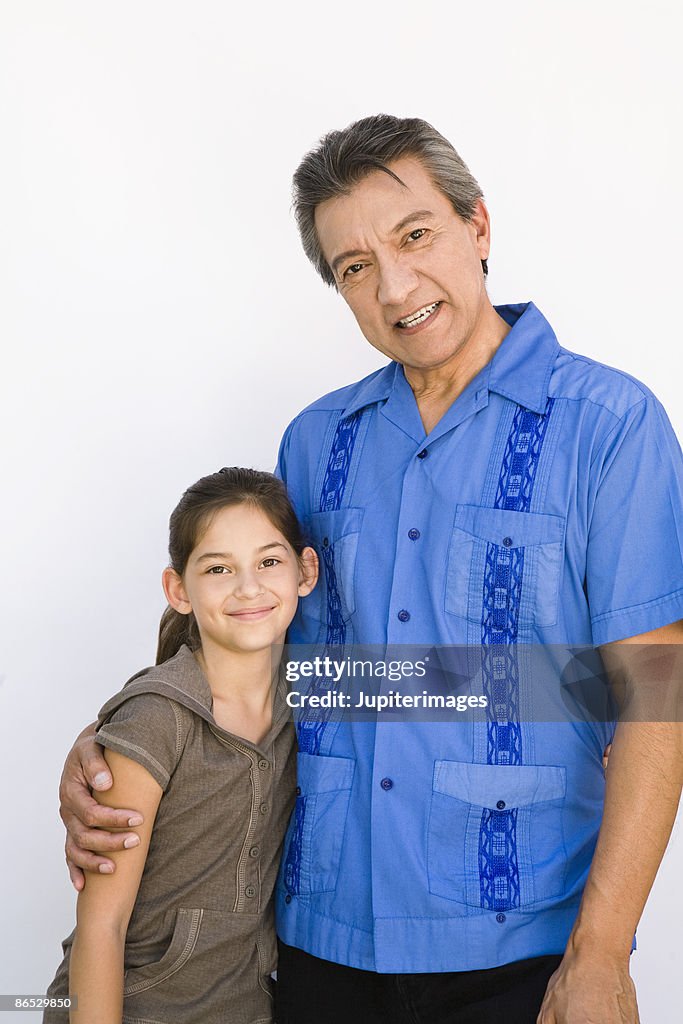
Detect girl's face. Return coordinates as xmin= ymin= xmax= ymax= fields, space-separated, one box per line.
xmin=163 ymin=503 xmax=318 ymax=658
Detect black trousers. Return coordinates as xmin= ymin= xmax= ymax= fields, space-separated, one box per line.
xmin=275 ymin=941 xmax=562 ymax=1024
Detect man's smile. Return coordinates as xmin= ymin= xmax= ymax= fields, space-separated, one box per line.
xmin=395 ymin=301 xmax=441 ymax=331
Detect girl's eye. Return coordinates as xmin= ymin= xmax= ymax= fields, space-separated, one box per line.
xmin=261 ymin=557 xmax=281 ymax=568
xmin=207 ymin=565 xmax=230 ymax=574
xmin=408 ymin=228 xmax=427 ymax=241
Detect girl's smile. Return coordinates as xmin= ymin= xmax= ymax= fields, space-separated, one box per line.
xmin=227 ymin=606 xmax=277 ymax=621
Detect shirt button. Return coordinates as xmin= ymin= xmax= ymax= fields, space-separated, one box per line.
xmin=249 ymin=845 xmax=260 ymax=858
xmin=258 ymin=759 xmax=270 ymax=770
xmin=322 ymin=536 xmax=329 ymax=547
xmin=295 ymin=786 xmax=302 ymax=796
xmin=502 ymin=536 xmax=513 ymax=547
xmin=496 ymin=800 xmax=506 ymax=810
xmin=285 ymin=894 xmax=292 ymax=904
xmin=259 ymin=803 xmax=269 ymax=815
xmin=496 ymin=913 xmax=506 ymax=924
xmin=417 ymin=449 xmax=429 ymax=460
xmin=398 ymin=609 xmax=411 ymax=622
xmin=380 ymin=777 xmax=393 ymax=791
xmin=408 ymin=528 xmax=421 ymax=540
xmin=245 ymin=885 xmax=256 ymax=898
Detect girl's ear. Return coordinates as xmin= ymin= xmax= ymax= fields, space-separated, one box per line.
xmin=297 ymin=546 xmax=319 ymax=596
xmin=162 ymin=567 xmax=192 ymax=613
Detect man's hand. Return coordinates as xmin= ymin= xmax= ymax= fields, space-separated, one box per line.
xmin=537 ymin=943 xmax=639 ymax=1023
xmin=538 ymin=621 xmax=683 ymax=1023
xmin=602 ymin=743 xmax=612 ymax=773
xmin=59 ymin=722 xmax=144 ymax=890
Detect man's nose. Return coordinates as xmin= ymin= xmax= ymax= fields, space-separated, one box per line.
xmin=376 ymin=256 xmax=419 ymax=309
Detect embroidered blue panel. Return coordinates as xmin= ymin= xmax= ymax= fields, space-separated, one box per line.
xmin=495 ymin=401 xmax=554 ymax=512
xmin=297 ymin=411 xmax=364 ymax=761
xmin=283 ymin=794 xmax=307 ymax=895
xmin=320 ymin=544 xmax=346 ymax=647
xmin=319 ymin=412 xmax=363 ymax=514
xmin=478 ymin=399 xmax=554 ymax=910
xmin=478 ymin=808 xmax=521 ymax=911
xmin=317 ymin=410 xmax=363 ymax=654
xmin=288 ymin=411 xmax=364 ymax=894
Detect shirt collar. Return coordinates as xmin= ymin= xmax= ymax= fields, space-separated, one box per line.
xmin=343 ymin=362 xmax=400 ymax=419
xmin=486 ymin=302 xmax=559 ymax=414
xmin=136 ymin=644 xmax=214 ymax=711
xmin=341 ymin=301 xmax=559 ymax=420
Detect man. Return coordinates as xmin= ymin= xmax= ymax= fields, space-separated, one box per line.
xmin=61 ymin=115 xmax=683 ymax=1023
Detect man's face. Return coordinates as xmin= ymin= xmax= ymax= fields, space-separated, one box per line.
xmin=314 ymin=156 xmax=492 ymax=374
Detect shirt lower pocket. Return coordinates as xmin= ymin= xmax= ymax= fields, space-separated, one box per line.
xmin=427 ymin=760 xmax=568 ymax=910
xmin=280 ymin=752 xmax=355 ymax=895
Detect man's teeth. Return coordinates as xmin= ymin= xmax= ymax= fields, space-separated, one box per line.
xmin=397 ymin=302 xmax=440 ymax=328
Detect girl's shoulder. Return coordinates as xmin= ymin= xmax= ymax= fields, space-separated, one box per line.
xmin=95 ymin=647 xmax=211 ymax=791
xmin=100 ymin=646 xmax=212 ymax=720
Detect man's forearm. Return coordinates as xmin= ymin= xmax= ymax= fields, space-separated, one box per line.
xmin=569 ymin=719 xmax=683 ymax=958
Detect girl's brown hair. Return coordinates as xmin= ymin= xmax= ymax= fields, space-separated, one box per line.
xmin=156 ymin=467 xmax=306 ymax=664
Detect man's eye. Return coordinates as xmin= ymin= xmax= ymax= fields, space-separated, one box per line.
xmin=343 ymin=263 xmax=365 ymax=278
xmin=408 ymin=228 xmax=427 ymax=241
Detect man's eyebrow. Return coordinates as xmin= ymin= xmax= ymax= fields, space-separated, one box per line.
xmin=195 ymin=542 xmax=288 ymax=562
xmin=391 ymin=209 xmax=435 ymax=234
xmin=330 ymin=210 xmax=436 ymax=276
xmin=331 ymin=248 xmax=366 ymax=276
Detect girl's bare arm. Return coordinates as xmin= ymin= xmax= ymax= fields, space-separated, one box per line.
xmin=60 ymin=724 xmax=145 ymax=888
xmin=69 ymin=749 xmax=162 ymax=1024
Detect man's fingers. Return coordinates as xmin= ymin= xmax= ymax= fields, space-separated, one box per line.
xmin=63 ymin=797 xmax=143 ymax=832
xmin=65 ymin=837 xmax=116 ymax=876
xmin=66 ymin=818 xmax=141 ymax=854
xmin=66 ymin=859 xmax=85 ymax=892
xmin=79 ymin=747 xmax=114 ymax=791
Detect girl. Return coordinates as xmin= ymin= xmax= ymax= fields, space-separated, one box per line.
xmin=45 ymin=467 xmax=318 ymax=1024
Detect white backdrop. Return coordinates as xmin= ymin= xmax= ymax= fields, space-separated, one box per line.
xmin=1 ymin=1 xmax=681 ymax=1019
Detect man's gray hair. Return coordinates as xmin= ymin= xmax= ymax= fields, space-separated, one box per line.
xmin=293 ymin=114 xmax=486 ymax=288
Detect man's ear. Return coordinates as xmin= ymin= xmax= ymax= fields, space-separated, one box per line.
xmin=470 ymin=198 xmax=491 ymax=262
xmin=297 ymin=546 xmax=319 ymax=597
xmin=162 ymin=567 xmax=192 ymax=613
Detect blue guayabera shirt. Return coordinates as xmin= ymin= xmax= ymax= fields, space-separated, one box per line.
xmin=274 ymin=302 xmax=683 ymax=972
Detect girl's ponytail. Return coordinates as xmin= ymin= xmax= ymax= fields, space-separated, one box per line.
xmin=156 ymin=606 xmax=200 ymax=666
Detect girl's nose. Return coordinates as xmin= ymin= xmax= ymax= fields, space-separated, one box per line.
xmin=234 ymin=572 xmax=265 ymax=599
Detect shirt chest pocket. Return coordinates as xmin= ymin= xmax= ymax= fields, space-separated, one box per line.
xmin=445 ymin=505 xmax=566 ymax=631
xmin=302 ymin=508 xmax=364 ymax=628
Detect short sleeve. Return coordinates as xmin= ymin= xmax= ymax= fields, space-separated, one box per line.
xmin=96 ymin=694 xmax=185 ymax=791
xmin=587 ymin=396 xmax=683 ymax=644
xmin=275 ymin=418 xmax=295 ymax=484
